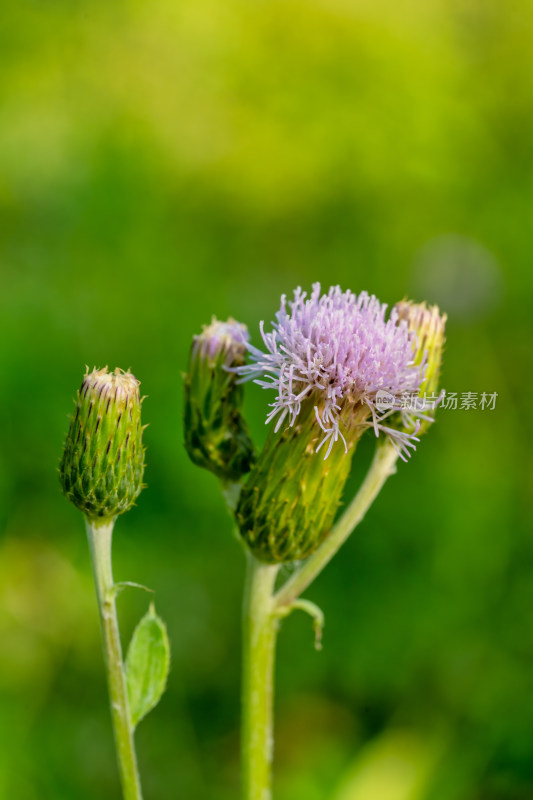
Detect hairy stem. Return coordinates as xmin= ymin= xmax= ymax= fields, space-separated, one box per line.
xmin=86 ymin=519 xmax=143 ymax=800
xmin=274 ymin=442 xmax=399 ymax=609
xmin=241 ymin=552 xmax=280 ymax=800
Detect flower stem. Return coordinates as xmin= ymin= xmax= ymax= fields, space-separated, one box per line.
xmin=240 ymin=442 xmax=398 ymax=799
xmin=241 ymin=552 xmax=280 ymax=800
xmin=274 ymin=442 xmax=399 ymax=609
xmin=85 ymin=519 xmax=143 ymax=800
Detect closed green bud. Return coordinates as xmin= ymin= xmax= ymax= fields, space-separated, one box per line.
xmin=59 ymin=367 xmax=146 ymax=522
xmin=394 ymin=300 xmax=447 ymax=433
xmin=236 ymin=397 xmax=368 ymax=564
xmin=184 ymin=318 xmax=255 ymax=482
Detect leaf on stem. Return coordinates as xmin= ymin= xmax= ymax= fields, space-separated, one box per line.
xmin=275 ymin=598 xmax=325 ymax=651
xmin=125 ymin=603 xmax=170 ymax=729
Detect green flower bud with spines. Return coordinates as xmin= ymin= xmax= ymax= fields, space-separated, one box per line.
xmin=59 ymin=367 xmax=146 ymax=522
xmin=236 ymin=397 xmax=369 ymax=564
xmin=184 ymin=317 xmax=255 ymax=482
xmin=394 ymin=300 xmax=447 ymax=432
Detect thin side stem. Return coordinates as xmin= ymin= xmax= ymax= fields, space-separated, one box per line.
xmin=274 ymin=442 xmax=399 ymax=609
xmin=85 ymin=519 xmax=143 ymax=800
xmin=241 ymin=552 xmax=280 ymax=800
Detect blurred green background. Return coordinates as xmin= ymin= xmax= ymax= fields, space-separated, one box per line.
xmin=1 ymin=0 xmax=532 ymax=798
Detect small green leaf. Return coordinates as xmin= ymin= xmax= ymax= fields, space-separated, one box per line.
xmin=125 ymin=603 xmax=170 ymax=729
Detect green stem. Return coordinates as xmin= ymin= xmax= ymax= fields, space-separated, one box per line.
xmin=240 ymin=442 xmax=398 ymax=798
xmin=241 ymin=552 xmax=280 ymax=800
xmin=85 ymin=519 xmax=143 ymax=800
xmin=274 ymin=442 xmax=399 ymax=609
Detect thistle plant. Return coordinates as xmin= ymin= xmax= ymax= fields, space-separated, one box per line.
xmin=235 ymin=286 xmax=426 ymax=564
xmin=184 ymin=286 xmax=446 ymax=800
xmin=60 ymin=367 xmax=170 ymax=800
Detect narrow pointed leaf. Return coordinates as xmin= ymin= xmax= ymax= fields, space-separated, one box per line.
xmin=125 ymin=603 xmax=170 ymax=728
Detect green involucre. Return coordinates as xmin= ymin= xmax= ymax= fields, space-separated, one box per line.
xmin=236 ymin=397 xmax=367 ymax=564
xmin=59 ymin=367 xmax=146 ymax=521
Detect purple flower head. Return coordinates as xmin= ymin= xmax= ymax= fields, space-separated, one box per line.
xmin=237 ymin=284 xmax=426 ymax=459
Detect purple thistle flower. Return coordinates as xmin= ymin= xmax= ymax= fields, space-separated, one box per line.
xmin=237 ymin=283 xmax=427 ymax=460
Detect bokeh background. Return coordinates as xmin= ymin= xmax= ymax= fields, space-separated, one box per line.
xmin=1 ymin=1 xmax=532 ymax=798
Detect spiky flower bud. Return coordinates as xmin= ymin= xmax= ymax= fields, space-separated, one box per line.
xmin=59 ymin=368 xmax=146 ymax=522
xmin=394 ymin=300 xmax=447 ymax=432
xmin=235 ymin=284 xmax=427 ymax=563
xmin=184 ymin=318 xmax=255 ymax=482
